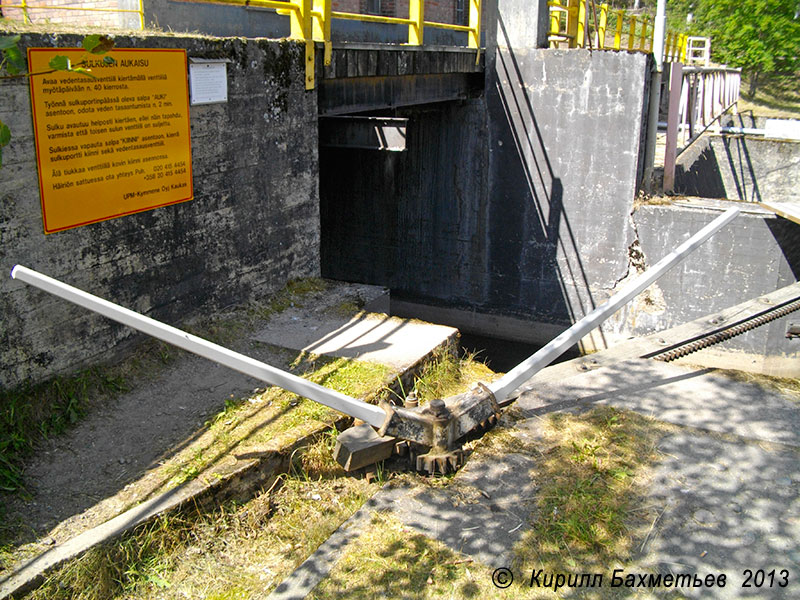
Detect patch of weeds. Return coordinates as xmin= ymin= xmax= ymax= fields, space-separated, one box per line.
xmin=275 ymin=397 xmax=337 ymax=432
xmin=0 ymin=503 xmax=26 ymax=571
xmin=309 ymin=512 xmax=514 ymax=600
xmin=249 ymin=277 xmax=329 ymax=321
xmin=472 ymin=425 xmax=536 ymax=458
xmin=513 ymin=407 xmax=667 ymax=581
xmin=165 ymin=448 xmax=205 ymax=488
xmin=411 ymin=348 xmax=496 ymax=404
xmin=209 ymin=395 xmax=248 ymax=428
xmin=308 ymin=357 xmax=390 ymax=400
xmin=28 ymin=513 xmax=190 ymax=600
xmin=0 ymin=366 xmax=128 ymax=494
xmin=35 ymin=457 xmax=378 ymax=600
xmin=272 ymin=358 xmax=390 ymax=434
xmin=325 ymin=299 xmax=364 ymax=319
xmin=295 ymin=430 xmax=345 ymax=479
xmin=184 ymin=313 xmax=250 ymax=346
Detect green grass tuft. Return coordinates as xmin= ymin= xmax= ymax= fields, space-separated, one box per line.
xmin=514 ymin=407 xmax=667 ymax=577
xmin=0 ymin=367 xmax=128 ymax=493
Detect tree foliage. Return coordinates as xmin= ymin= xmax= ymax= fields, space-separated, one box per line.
xmin=670 ymin=0 xmax=800 ymax=93
xmin=0 ymin=34 xmax=115 ymax=167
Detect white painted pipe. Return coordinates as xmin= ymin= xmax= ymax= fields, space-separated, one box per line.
xmin=658 ymin=122 xmax=765 ymax=136
xmin=10 ymin=265 xmax=388 ymax=428
xmin=653 ymin=0 xmax=667 ymax=72
xmin=488 ymin=207 xmax=741 ymax=402
xmin=718 ymin=127 xmax=766 ymax=136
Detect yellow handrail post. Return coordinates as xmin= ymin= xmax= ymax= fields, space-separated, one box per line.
xmin=468 ymin=0 xmax=481 ymax=49
xmin=567 ymin=0 xmax=579 ymax=48
xmin=409 ymin=0 xmax=424 ymax=45
xmin=598 ymin=3 xmax=608 ymax=48
xmin=138 ymin=0 xmax=145 ymax=29
xmin=549 ymin=0 xmax=562 ymax=47
xmin=313 ymin=0 xmax=332 ymax=66
xmin=576 ymin=0 xmax=586 ymax=48
xmin=638 ymin=15 xmax=648 ymax=51
xmin=680 ymin=34 xmax=687 ymax=62
xmin=614 ymin=10 xmax=623 ymax=50
xmin=289 ymin=0 xmax=314 ymax=90
xmin=628 ymin=14 xmax=637 ymax=51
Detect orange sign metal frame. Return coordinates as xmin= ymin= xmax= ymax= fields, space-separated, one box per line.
xmin=28 ymin=48 xmax=193 ymax=233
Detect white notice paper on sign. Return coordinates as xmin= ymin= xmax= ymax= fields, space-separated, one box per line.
xmin=189 ymin=61 xmax=228 ymax=105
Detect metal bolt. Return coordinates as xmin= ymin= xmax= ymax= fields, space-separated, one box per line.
xmin=428 ymin=398 xmax=448 ymax=419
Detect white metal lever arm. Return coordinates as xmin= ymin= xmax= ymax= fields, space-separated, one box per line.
xmin=10 ymin=265 xmax=388 ymax=428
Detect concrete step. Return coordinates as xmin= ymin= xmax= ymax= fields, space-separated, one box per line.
xmin=252 ymin=311 xmax=458 ymax=372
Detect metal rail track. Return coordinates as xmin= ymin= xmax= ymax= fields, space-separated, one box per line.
xmin=650 ymin=296 xmax=800 ymax=362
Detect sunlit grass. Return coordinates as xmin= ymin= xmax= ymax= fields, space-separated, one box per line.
xmin=513 ymin=407 xmax=670 ymax=583
xmin=27 ymin=442 xmax=378 ymax=600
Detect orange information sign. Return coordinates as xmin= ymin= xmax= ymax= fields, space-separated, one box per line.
xmin=28 ymin=48 xmax=193 ymax=233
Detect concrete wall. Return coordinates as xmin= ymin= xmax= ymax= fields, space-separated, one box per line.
xmin=485 ymin=48 xmax=650 ymax=329
xmin=621 ymin=201 xmax=800 ymax=377
xmin=675 ymin=133 xmax=800 ymax=203
xmin=1 ymin=33 xmax=320 ymax=388
xmin=320 ymin=0 xmax=653 ymax=345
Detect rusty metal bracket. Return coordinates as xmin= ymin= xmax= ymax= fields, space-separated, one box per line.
xmin=377 ymin=382 xmax=500 ymax=474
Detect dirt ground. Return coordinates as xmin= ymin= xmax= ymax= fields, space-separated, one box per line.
xmin=0 ymin=280 xmax=387 ymax=573
xmin=3 ymin=341 xmax=291 ymax=546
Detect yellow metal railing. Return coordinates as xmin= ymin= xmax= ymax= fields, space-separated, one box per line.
xmin=548 ymin=2 xmax=687 ymax=62
xmin=2 ymin=0 xmax=480 ymax=90
xmin=1 ymin=0 xmax=145 ymax=30
xmin=272 ymin=0 xmax=482 ymax=89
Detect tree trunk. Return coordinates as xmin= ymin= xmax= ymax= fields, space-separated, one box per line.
xmin=748 ymin=71 xmax=760 ymax=97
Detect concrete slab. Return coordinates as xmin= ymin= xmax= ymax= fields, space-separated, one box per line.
xmin=252 ymin=312 xmax=458 ymax=371
xmin=761 ymin=199 xmax=800 ymax=226
xmin=390 ymin=452 xmax=537 ymax=568
xmin=270 ymin=357 xmax=800 ymax=600
xmin=635 ymin=432 xmax=800 ymax=599
xmin=517 ymin=359 xmax=800 ymax=448
xmin=267 ymin=452 xmax=538 ymax=600
xmin=0 ymin=281 xmax=456 ymax=600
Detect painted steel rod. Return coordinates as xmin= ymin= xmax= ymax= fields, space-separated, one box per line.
xmin=488 ymin=207 xmax=740 ymax=402
xmin=10 ymin=265 xmax=388 ymax=428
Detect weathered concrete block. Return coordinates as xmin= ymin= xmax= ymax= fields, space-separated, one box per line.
xmin=333 ymin=423 xmax=396 ymax=471
xmin=675 ymin=134 xmax=800 ymax=204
